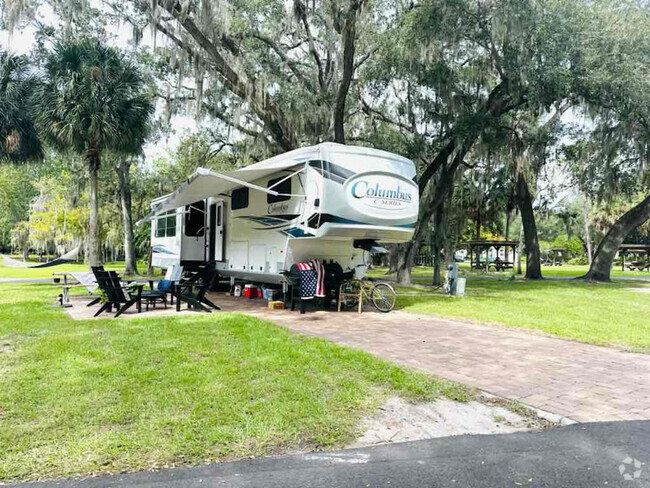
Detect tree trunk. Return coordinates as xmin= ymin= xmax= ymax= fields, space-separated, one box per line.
xmin=445 ymin=189 xmax=458 ymax=266
xmin=396 ymin=146 xmax=468 ymax=284
xmin=394 ymin=79 xmax=527 ymax=284
xmin=395 ymin=243 xmax=412 ymax=285
xmin=517 ymin=221 xmax=523 ymax=275
xmin=582 ymin=199 xmax=593 ymax=266
xmin=387 ymin=244 xmax=398 ymax=274
xmin=514 ymin=171 xmax=542 ymax=279
xmin=432 ymin=202 xmax=445 ymax=286
xmin=583 ymin=193 xmax=650 ymax=281
xmin=117 ymin=160 xmax=138 ymax=275
xmin=85 ymin=148 xmax=101 ymax=266
xmin=334 ymin=2 xmax=358 ymax=144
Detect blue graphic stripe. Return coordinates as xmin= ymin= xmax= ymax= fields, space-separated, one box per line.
xmin=315 ymin=214 xmax=416 ymax=229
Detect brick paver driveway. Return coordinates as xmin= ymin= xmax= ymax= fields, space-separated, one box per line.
xmin=213 ymin=297 xmax=650 ymax=423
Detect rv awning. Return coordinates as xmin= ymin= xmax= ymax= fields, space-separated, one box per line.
xmin=137 ymin=165 xmax=303 ymax=225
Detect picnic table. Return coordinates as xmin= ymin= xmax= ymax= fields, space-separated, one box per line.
xmin=52 ymin=271 xmax=97 ymax=307
xmin=490 ymin=259 xmax=514 ymax=272
xmin=543 ymin=248 xmax=566 ymax=266
xmin=467 ymin=240 xmax=518 ymax=272
xmin=627 ymin=261 xmax=650 ymax=271
xmin=51 ymin=272 xmax=160 ymax=308
xmin=619 ymin=244 xmax=650 ymax=272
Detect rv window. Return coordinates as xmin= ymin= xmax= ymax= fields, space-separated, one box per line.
xmin=155 ymin=210 xmax=177 ymax=238
xmin=231 ymin=187 xmax=249 ymax=210
xmin=267 ymin=176 xmax=292 ymax=204
xmin=185 ymin=201 xmax=205 ymax=237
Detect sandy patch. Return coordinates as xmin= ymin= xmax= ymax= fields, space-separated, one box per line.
xmin=630 ymin=287 xmax=650 ymax=294
xmin=351 ymin=395 xmax=548 ymax=447
xmin=0 ymin=338 xmax=14 ymax=354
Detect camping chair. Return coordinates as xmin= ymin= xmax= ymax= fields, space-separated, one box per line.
xmin=175 ymin=266 xmax=220 ymax=313
xmin=164 ymin=265 xmax=184 ymax=304
xmin=141 ymin=265 xmax=183 ymax=310
xmin=88 ymin=265 xmax=107 ymax=307
xmin=94 ymin=270 xmax=143 ymax=318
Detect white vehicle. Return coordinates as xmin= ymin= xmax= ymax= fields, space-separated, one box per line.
xmin=143 ymin=142 xmax=419 ymax=285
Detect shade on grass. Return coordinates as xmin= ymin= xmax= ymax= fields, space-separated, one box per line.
xmin=0 ymin=283 xmax=468 ymax=481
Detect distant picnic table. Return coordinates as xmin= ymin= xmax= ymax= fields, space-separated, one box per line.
xmin=543 ymin=247 xmax=567 ymax=266
xmin=619 ymin=244 xmax=650 ymax=272
xmin=467 ymin=240 xmax=518 ymax=272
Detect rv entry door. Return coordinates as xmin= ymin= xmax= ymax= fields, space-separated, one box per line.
xmin=209 ymin=201 xmax=225 ymax=261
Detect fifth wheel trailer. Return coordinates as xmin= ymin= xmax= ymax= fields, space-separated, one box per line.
xmin=144 ymin=142 xmax=419 ymax=285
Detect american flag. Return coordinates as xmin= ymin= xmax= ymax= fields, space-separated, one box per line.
xmin=296 ymin=260 xmax=325 ymax=299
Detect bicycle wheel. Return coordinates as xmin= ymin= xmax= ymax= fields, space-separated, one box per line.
xmin=371 ymin=282 xmax=396 ymax=312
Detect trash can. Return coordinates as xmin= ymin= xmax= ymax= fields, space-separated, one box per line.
xmin=454 ymin=277 xmax=466 ymax=296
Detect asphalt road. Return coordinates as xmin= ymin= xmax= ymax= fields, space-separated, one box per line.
xmin=10 ymin=421 xmax=650 ymax=488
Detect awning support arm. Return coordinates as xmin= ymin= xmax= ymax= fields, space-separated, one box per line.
xmin=267 ymin=167 xmax=306 ymax=191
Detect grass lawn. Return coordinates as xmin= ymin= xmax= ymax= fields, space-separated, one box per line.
xmin=0 ymin=260 xmax=128 ymax=279
xmin=0 ymin=283 xmax=469 ymax=482
xmin=372 ymin=263 xmax=650 ymax=281
xmin=370 ymin=268 xmax=650 ymax=351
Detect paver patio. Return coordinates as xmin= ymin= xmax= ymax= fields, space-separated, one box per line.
xmin=68 ymin=293 xmax=650 ymax=423
xmin=212 ymin=295 xmax=650 ymax=423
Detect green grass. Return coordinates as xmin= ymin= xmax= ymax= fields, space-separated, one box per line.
xmin=369 ymin=263 xmax=650 ymax=281
xmin=0 ymin=260 xmax=128 ymax=279
xmin=386 ymin=277 xmax=650 ymax=351
xmin=537 ymin=264 xmax=649 ymax=279
xmin=0 ymin=283 xmax=469 ymax=482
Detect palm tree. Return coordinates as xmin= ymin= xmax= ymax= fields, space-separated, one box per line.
xmin=35 ymin=39 xmax=153 ymax=266
xmin=0 ymin=51 xmax=42 ymax=163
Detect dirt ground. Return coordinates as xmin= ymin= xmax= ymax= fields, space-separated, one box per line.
xmin=351 ymin=395 xmax=552 ymax=448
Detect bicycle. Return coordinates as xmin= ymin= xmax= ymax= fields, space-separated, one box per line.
xmin=338 ymin=278 xmax=397 ymax=313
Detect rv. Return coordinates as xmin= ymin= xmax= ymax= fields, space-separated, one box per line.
xmin=144 ymin=142 xmax=419 ymax=285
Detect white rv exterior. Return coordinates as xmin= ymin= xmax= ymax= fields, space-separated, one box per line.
xmin=146 ymin=143 xmax=419 ymax=284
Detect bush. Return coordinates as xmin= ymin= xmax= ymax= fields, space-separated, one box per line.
xmin=568 ymin=256 xmax=589 ymax=265
xmin=550 ymin=234 xmax=583 ymax=257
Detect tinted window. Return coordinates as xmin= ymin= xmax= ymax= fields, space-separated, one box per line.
xmin=231 ymin=187 xmax=249 ymax=210
xmin=185 ymin=200 xmax=205 ymax=236
xmin=267 ymin=176 xmax=292 ymax=204
xmin=155 ymin=210 xmax=176 ymax=238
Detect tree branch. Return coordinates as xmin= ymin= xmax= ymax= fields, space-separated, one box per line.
xmin=354 ymin=47 xmax=378 ymax=71
xmin=361 ymin=99 xmax=415 ymax=133
xmin=294 ymin=0 xmax=325 ymax=91
xmin=158 ymin=0 xmax=295 ymax=151
xmin=248 ymin=32 xmax=317 ymax=94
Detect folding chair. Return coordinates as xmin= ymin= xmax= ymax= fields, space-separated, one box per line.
xmin=175 ymin=266 xmax=220 ymax=313
xmin=94 ymin=270 xmax=143 ymax=318
xmin=88 ymin=265 xmax=107 ymax=307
